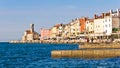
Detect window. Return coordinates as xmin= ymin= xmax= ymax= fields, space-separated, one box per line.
xmin=106 ymin=30 xmax=107 ymax=33
xmin=109 ymin=19 xmax=111 ymax=22
xmin=105 ymin=25 xmax=107 ymax=27
xmin=87 ymin=22 xmax=89 ymax=24
xmin=109 ymin=24 xmax=110 ymax=27
xmin=91 ymin=27 xmax=92 ymax=29
xmin=105 ymin=19 xmax=107 ymax=22
xmin=98 ymin=25 xmax=100 ymax=28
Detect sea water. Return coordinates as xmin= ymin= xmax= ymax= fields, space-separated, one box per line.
xmin=0 ymin=43 xmax=120 ymax=68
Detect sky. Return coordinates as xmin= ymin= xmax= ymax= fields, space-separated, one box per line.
xmin=0 ymin=0 xmax=120 ymax=42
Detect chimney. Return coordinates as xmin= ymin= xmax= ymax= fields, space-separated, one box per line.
xmin=117 ymin=9 xmax=120 ymax=16
xmin=94 ymin=14 xmax=97 ymax=19
xmin=102 ymin=13 xmax=104 ymax=18
xmin=84 ymin=17 xmax=86 ymax=21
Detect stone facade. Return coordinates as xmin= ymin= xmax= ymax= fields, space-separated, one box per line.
xmin=22 ymin=24 xmax=39 ymax=41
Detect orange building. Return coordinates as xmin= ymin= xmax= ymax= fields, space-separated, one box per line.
xmin=79 ymin=17 xmax=88 ymax=33
xmin=40 ymin=28 xmax=50 ymax=40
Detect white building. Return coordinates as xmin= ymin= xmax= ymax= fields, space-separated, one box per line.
xmin=86 ymin=19 xmax=94 ymax=34
xmin=94 ymin=13 xmax=112 ymax=36
xmin=94 ymin=9 xmax=120 ymax=36
xmin=103 ymin=14 xmax=112 ymax=35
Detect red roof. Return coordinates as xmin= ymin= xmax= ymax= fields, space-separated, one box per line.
xmin=26 ymin=30 xmax=33 ymax=34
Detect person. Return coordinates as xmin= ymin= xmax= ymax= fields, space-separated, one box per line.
xmin=91 ymin=38 xmax=94 ymax=43
xmin=111 ymin=37 xmax=114 ymax=42
xmin=87 ymin=38 xmax=89 ymax=43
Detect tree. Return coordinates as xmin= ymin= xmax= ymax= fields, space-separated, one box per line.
xmin=112 ymin=28 xmax=118 ymax=33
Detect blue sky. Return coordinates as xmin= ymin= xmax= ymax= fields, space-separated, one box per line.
xmin=0 ymin=0 xmax=120 ymax=42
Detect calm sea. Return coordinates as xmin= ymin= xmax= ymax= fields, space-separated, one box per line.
xmin=0 ymin=43 xmax=120 ymax=68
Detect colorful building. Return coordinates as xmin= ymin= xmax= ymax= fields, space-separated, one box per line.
xmin=56 ymin=24 xmax=65 ymax=38
xmin=94 ymin=9 xmax=120 ymax=36
xmin=70 ymin=18 xmax=81 ymax=38
xmin=39 ymin=9 xmax=120 ymax=41
xmin=79 ymin=17 xmax=88 ymax=33
xmin=62 ymin=24 xmax=71 ymax=39
xmin=50 ymin=25 xmax=57 ymax=39
xmin=40 ymin=28 xmax=50 ymax=40
xmin=50 ymin=24 xmax=65 ymax=39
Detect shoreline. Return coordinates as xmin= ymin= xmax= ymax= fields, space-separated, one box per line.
xmin=9 ymin=40 xmax=120 ymax=59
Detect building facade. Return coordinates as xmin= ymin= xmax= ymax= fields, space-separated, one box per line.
xmin=50 ymin=26 xmax=57 ymax=39
xmin=62 ymin=24 xmax=71 ymax=39
xmin=86 ymin=19 xmax=94 ymax=34
xmin=22 ymin=24 xmax=39 ymax=41
xmin=70 ymin=18 xmax=81 ymax=38
xmin=79 ymin=17 xmax=88 ymax=33
xmin=94 ymin=13 xmax=112 ymax=35
xmin=40 ymin=28 xmax=50 ymax=40
xmin=111 ymin=9 xmax=120 ymax=32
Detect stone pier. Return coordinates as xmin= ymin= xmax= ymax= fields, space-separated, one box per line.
xmin=51 ymin=49 xmax=120 ymax=59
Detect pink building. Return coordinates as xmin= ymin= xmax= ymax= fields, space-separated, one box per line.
xmin=40 ymin=28 xmax=50 ymax=40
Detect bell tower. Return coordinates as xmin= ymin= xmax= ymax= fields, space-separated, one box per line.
xmin=30 ymin=24 xmax=34 ymax=32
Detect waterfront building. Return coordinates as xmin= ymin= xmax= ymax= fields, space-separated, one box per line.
xmin=110 ymin=9 xmax=120 ymax=32
xmin=50 ymin=24 xmax=65 ymax=40
xmin=94 ymin=12 xmax=112 ymax=36
xmin=103 ymin=13 xmax=112 ymax=35
xmin=94 ymin=9 xmax=120 ymax=36
xmin=40 ymin=28 xmax=50 ymax=40
xmin=22 ymin=24 xmax=40 ymax=42
xmin=62 ymin=24 xmax=71 ymax=39
xmin=70 ymin=18 xmax=81 ymax=38
xmin=86 ymin=19 xmax=94 ymax=34
xmin=50 ymin=25 xmax=57 ymax=39
xmin=56 ymin=24 xmax=65 ymax=40
xmin=79 ymin=17 xmax=88 ymax=34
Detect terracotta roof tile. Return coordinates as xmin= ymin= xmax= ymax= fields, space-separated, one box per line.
xmin=26 ymin=30 xmax=33 ymax=34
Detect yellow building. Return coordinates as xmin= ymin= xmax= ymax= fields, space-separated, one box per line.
xmin=50 ymin=25 xmax=57 ymax=39
xmin=70 ymin=18 xmax=80 ymax=38
xmin=50 ymin=24 xmax=65 ymax=39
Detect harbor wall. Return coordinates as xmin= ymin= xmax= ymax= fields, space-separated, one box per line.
xmin=79 ymin=43 xmax=120 ymax=49
xmin=51 ymin=49 xmax=120 ymax=59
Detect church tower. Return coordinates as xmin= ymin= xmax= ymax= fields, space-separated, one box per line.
xmin=30 ymin=24 xmax=34 ymax=32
